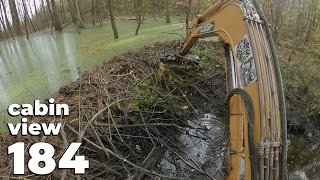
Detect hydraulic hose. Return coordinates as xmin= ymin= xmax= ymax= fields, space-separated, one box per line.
xmin=226 ymin=88 xmax=258 ymax=180
xmin=250 ymin=1 xmax=288 ymax=179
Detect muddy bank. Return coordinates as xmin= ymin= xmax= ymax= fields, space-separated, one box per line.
xmin=0 ymin=40 xmax=227 ymax=179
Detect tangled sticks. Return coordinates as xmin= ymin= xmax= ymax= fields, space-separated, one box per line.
xmin=0 ymin=40 xmax=226 ymax=179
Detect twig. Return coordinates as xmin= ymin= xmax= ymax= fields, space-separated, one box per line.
xmin=67 ymin=125 xmax=188 ymax=180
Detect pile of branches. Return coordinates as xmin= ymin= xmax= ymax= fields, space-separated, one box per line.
xmin=0 ymin=40 xmax=226 ymax=179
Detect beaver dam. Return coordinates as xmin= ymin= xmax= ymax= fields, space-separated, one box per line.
xmin=0 ymin=40 xmax=319 ymax=179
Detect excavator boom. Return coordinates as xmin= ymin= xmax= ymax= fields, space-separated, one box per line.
xmin=179 ymin=0 xmax=287 ymax=179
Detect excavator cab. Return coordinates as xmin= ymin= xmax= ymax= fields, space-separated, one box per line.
xmin=161 ymin=0 xmax=287 ymax=179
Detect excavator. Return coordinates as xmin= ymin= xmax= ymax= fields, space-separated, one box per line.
xmin=161 ymin=0 xmax=287 ymax=179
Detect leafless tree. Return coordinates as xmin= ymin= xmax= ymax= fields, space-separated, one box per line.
xmin=186 ymin=0 xmax=192 ymax=33
xmin=107 ymin=0 xmax=119 ymax=38
xmin=9 ymin=0 xmax=22 ymax=35
xmin=66 ymin=0 xmax=83 ymax=33
xmin=51 ymin=0 xmax=63 ymax=30
xmin=135 ymin=0 xmax=142 ymax=35
xmin=0 ymin=0 xmax=14 ymax=39
xmin=166 ymin=0 xmax=171 ymax=23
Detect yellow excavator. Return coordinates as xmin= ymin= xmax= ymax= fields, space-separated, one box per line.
xmin=163 ymin=0 xmax=287 ymax=179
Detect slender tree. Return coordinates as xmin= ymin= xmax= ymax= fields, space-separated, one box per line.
xmin=107 ymin=0 xmax=119 ymax=38
xmin=22 ymin=0 xmax=29 ymax=39
xmin=66 ymin=0 xmax=82 ymax=33
xmin=166 ymin=0 xmax=170 ymax=23
xmin=33 ymin=0 xmax=39 ymax=20
xmin=51 ymin=0 xmax=63 ymax=30
xmin=74 ymin=0 xmax=85 ymax=28
xmin=23 ymin=0 xmax=36 ymax=32
xmin=305 ymin=0 xmax=319 ymax=42
xmin=273 ymin=0 xmax=284 ymax=40
xmin=61 ymin=0 xmax=67 ymax=23
xmin=0 ymin=0 xmax=14 ymax=39
xmin=9 ymin=0 xmax=23 ymax=35
xmin=0 ymin=9 xmax=8 ymax=39
xmin=135 ymin=0 xmax=142 ymax=35
xmin=186 ymin=0 xmax=192 ymax=33
xmin=91 ymin=0 xmax=96 ymax=25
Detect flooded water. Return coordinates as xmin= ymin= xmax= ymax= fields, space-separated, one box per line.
xmin=159 ymin=113 xmax=225 ymax=179
xmin=0 ymin=19 xmax=183 ymax=128
xmin=288 ymin=134 xmax=320 ymax=179
xmin=158 ymin=113 xmax=320 ymax=179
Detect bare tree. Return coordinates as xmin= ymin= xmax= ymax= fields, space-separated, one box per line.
xmin=305 ymin=0 xmax=319 ymax=42
xmin=51 ymin=0 xmax=63 ymax=30
xmin=9 ymin=0 xmax=23 ymax=35
xmin=135 ymin=0 xmax=142 ymax=35
xmin=273 ymin=0 xmax=284 ymax=39
xmin=33 ymin=0 xmax=39 ymax=20
xmin=0 ymin=8 xmax=8 ymax=39
xmin=74 ymin=0 xmax=85 ymax=28
xmin=22 ymin=0 xmax=29 ymax=39
xmin=186 ymin=0 xmax=192 ymax=33
xmin=66 ymin=0 xmax=83 ymax=33
xmin=91 ymin=0 xmax=96 ymax=25
xmin=0 ymin=0 xmax=14 ymax=39
xmin=60 ymin=0 xmax=67 ymax=23
xmin=107 ymin=0 xmax=119 ymax=38
xmin=26 ymin=0 xmax=39 ymax=30
xmin=166 ymin=0 xmax=170 ymax=23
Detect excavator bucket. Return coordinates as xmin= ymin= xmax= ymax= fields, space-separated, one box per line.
xmin=159 ymin=51 xmax=201 ymax=68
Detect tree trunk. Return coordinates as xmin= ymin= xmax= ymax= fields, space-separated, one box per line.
xmin=166 ymin=0 xmax=170 ymax=23
xmin=9 ymin=0 xmax=23 ymax=36
xmin=135 ymin=0 xmax=142 ymax=35
xmin=42 ymin=0 xmax=50 ymax=28
xmin=0 ymin=0 xmax=14 ymax=39
xmin=0 ymin=9 xmax=9 ymax=39
xmin=305 ymin=0 xmax=318 ymax=43
xmin=61 ymin=0 xmax=67 ymax=23
xmin=51 ymin=0 xmax=63 ymax=30
xmin=22 ymin=0 xmax=29 ymax=39
xmin=26 ymin=0 xmax=39 ymax=31
xmin=273 ymin=0 xmax=284 ymax=40
xmin=46 ymin=0 xmax=54 ymax=27
xmin=66 ymin=0 xmax=81 ymax=33
xmin=96 ymin=0 xmax=102 ymax=26
xmin=107 ymin=0 xmax=119 ymax=38
xmin=74 ymin=0 xmax=85 ymax=27
xmin=96 ymin=0 xmax=107 ymax=19
xmin=91 ymin=0 xmax=96 ymax=25
xmin=186 ymin=0 xmax=192 ymax=33
xmin=34 ymin=0 xmax=39 ymax=20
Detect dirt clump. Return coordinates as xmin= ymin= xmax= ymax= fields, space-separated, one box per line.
xmin=0 ymin=40 xmax=226 ymax=179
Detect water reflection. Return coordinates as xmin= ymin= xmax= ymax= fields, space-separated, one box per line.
xmin=0 ymin=32 xmax=80 ymax=123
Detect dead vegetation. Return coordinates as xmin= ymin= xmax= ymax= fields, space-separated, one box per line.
xmin=0 ymin=40 xmax=226 ymax=179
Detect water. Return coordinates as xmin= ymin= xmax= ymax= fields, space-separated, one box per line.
xmin=159 ymin=113 xmax=225 ymax=179
xmin=288 ymin=134 xmax=320 ymax=179
xmin=0 ymin=19 xmax=183 ymax=128
xmin=158 ymin=113 xmax=320 ymax=179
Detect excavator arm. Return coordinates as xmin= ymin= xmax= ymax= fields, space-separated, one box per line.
xmin=180 ymin=0 xmax=287 ymax=179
